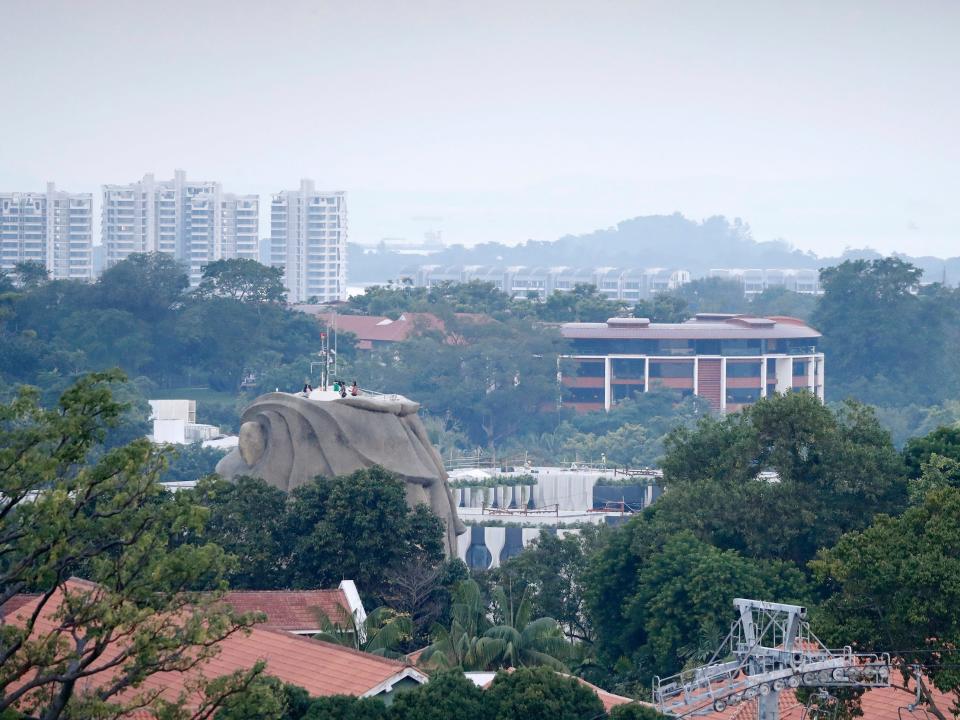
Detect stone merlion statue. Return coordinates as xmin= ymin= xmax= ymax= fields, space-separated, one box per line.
xmin=215 ymin=392 xmax=466 ymax=555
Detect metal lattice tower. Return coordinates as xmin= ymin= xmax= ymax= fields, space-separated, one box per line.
xmin=653 ymin=599 xmax=891 ymax=720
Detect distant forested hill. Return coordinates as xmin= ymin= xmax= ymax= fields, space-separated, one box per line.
xmin=348 ymin=213 xmax=960 ymax=285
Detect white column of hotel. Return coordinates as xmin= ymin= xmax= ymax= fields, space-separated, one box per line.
xmin=484 ymin=528 xmax=506 ymax=569
xmin=720 ymin=357 xmax=728 ymax=412
xmin=816 ymin=356 xmax=825 ymax=401
xmin=693 ymin=355 xmax=699 ymax=395
xmin=456 ymin=530 xmax=472 ymax=566
xmin=807 ymin=355 xmax=815 ymax=392
xmin=604 ymin=357 xmax=611 ymax=411
xmin=644 ymin=357 xmax=650 ymax=393
xmin=521 ymin=528 xmax=540 ymax=553
xmin=760 ymin=355 xmax=768 ymax=397
xmin=775 ymin=358 xmax=792 ymax=394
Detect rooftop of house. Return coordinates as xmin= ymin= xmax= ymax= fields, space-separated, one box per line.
xmin=221 ymin=581 xmax=365 ymax=634
xmin=291 ymin=308 xmax=489 ymax=349
xmin=561 ymin=313 xmax=821 ymax=341
xmin=3 ymin=578 xmax=423 ymax=714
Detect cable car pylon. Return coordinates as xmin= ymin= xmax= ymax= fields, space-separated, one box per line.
xmin=653 ymin=599 xmax=891 ymax=720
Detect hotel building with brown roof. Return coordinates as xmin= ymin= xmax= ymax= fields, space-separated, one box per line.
xmin=560 ymin=313 xmax=823 ymax=413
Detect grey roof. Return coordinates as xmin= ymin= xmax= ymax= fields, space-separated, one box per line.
xmin=561 ymin=315 xmax=821 ymax=341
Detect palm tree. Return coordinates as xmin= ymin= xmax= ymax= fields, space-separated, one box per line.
xmin=312 ymin=604 xmax=413 ymax=660
xmin=419 ymin=580 xmax=569 ymax=671
xmin=484 ymin=584 xmax=569 ymax=670
xmin=419 ymin=579 xmax=502 ymax=671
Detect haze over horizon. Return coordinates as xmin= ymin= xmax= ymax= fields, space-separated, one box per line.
xmin=2 ymin=0 xmax=957 ymax=258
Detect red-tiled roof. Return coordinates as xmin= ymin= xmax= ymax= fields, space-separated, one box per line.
xmin=291 ymin=308 xmax=488 ymax=346
xmin=4 ymin=579 xmax=425 ymax=716
xmin=406 ymin=646 xmax=428 ymax=665
xmin=697 ymin=680 xmax=955 ymax=720
xmin=137 ymin=626 xmax=424 ymax=701
xmin=222 ymin=589 xmax=350 ymax=632
xmin=4 ymin=590 xmax=353 ymax=634
xmin=0 ymin=593 xmax=39 ymax=618
xmin=570 ymin=675 xmax=635 ymax=712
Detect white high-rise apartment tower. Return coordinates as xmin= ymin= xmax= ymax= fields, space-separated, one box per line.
xmin=270 ymin=180 xmax=347 ymax=303
xmin=0 ymin=183 xmax=94 ymax=280
xmin=102 ymin=170 xmax=258 ymax=285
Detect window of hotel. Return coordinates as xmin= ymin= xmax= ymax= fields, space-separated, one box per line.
xmin=653 ymin=339 xmax=694 ymax=356
xmin=613 ymin=384 xmax=644 ymax=402
xmin=648 ymin=361 xmax=694 ymax=378
xmin=727 ymin=388 xmax=761 ymax=404
xmin=726 ymin=361 xmax=761 ymax=378
xmin=611 ymin=358 xmax=645 ymax=379
xmin=565 ymin=387 xmax=604 ymax=403
xmin=717 ymin=339 xmax=763 ymax=356
xmin=572 ymin=359 xmax=605 ymax=377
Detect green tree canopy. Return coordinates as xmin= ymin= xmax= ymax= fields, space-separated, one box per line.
xmin=583 ymin=527 xmax=807 ymax=682
xmin=0 ymin=373 xmax=262 ymax=719
xmin=483 ymin=667 xmax=604 ymax=720
xmin=536 ymin=283 xmax=630 ymax=322
xmin=676 ymin=277 xmax=749 ymax=314
xmin=13 ymin=260 xmax=49 ymax=288
xmin=284 ymin=467 xmax=445 ymax=596
xmin=196 ymin=258 xmax=287 ymax=304
xmin=658 ymin=391 xmax=907 ymax=565
xmin=386 ymin=671 xmax=486 ymax=720
xmin=96 ymin=251 xmax=189 ymax=321
xmin=748 ymin=286 xmax=817 ymax=321
xmin=299 ymin=695 xmax=387 ymax=720
xmin=347 ymin=318 xmax=565 ymax=447
xmin=493 ymin=527 xmax=604 ymax=644
xmin=811 ymin=486 xmax=960 ymax=720
xmin=420 ymin=579 xmax=569 ymax=673
xmin=608 ymin=704 xmax=672 ymax=720
xmin=903 ymin=425 xmax=960 ymax=477
xmin=813 ymin=258 xmax=958 ymax=405
xmin=633 ymin=292 xmax=690 ymax=323
xmin=188 ymin=475 xmax=291 ymax=589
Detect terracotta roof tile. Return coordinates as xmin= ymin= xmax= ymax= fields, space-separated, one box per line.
xmin=5 ymin=579 xmax=425 ymax=716
xmin=136 ymin=626 xmax=424 ymax=702
xmin=222 ymin=589 xmax=350 ymax=632
xmin=567 ymin=675 xmax=635 ymax=712
xmin=291 ymin=309 xmax=489 ymax=345
xmin=697 ymin=679 xmax=955 ymax=720
xmin=0 ymin=593 xmax=40 ymax=618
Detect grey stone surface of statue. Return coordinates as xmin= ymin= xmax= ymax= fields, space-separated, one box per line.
xmin=215 ymin=392 xmax=466 ymax=556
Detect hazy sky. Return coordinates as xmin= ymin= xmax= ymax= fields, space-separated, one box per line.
xmin=2 ymin=0 xmax=957 ymax=257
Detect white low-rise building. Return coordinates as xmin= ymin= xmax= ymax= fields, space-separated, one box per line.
xmin=148 ymin=399 xmax=222 ymax=445
xmin=450 ymin=465 xmax=663 ymax=569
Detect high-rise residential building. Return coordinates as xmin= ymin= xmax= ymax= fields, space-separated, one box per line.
xmin=0 ymin=183 xmax=94 ymax=280
xmin=102 ymin=170 xmax=259 ymax=285
xmin=270 ymin=180 xmax=347 ymax=303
